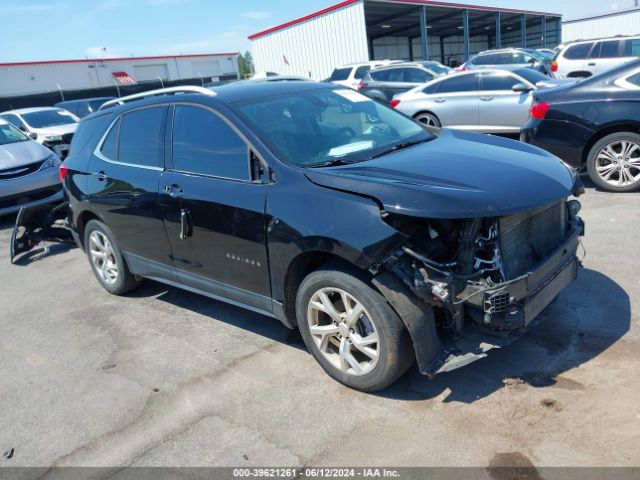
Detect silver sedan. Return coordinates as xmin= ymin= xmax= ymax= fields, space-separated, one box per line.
xmin=392 ymin=68 xmax=573 ymax=134
xmin=0 ymin=119 xmax=63 ymax=216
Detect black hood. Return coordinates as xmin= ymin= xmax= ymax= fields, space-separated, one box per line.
xmin=304 ymin=129 xmax=576 ymax=219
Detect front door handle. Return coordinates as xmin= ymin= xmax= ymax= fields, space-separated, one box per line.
xmin=163 ymin=184 xmax=183 ymax=199
xmin=588 ymin=62 xmax=596 ymax=66
xmin=179 ymin=208 xmax=193 ymax=240
xmin=434 ymin=97 xmax=446 ymax=103
xmin=91 ymin=171 xmax=107 ymax=181
xmin=480 ymin=96 xmax=494 ymax=101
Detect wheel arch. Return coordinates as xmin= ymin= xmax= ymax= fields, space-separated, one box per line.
xmin=582 ymin=122 xmax=640 ymax=165
xmin=75 ymin=209 xmax=101 ymax=250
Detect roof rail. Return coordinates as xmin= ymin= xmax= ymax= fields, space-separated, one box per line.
xmin=99 ymin=86 xmax=216 ymax=110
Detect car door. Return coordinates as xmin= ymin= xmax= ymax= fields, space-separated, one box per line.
xmin=477 ymin=71 xmax=532 ymax=133
xmin=86 ymin=105 xmax=175 ymax=279
xmin=161 ymin=103 xmax=272 ymax=312
xmin=425 ymin=73 xmax=479 ymax=129
xmin=589 ymin=40 xmax=624 ymax=75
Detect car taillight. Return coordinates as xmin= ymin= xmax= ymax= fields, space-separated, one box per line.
xmin=456 ymin=65 xmax=468 ymax=72
xmin=358 ymin=81 xmax=368 ymax=90
xmin=529 ymin=101 xmax=550 ymax=120
xmin=390 ymin=99 xmax=401 ymax=108
xmin=59 ymin=163 xmax=68 ymax=182
xmin=551 ymin=60 xmax=558 ymax=72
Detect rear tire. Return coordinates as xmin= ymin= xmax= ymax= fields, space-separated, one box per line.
xmin=296 ymin=266 xmax=414 ymax=392
xmin=586 ymin=132 xmax=640 ymax=192
xmin=84 ymin=220 xmax=141 ymax=295
xmin=414 ymin=112 xmax=441 ymax=128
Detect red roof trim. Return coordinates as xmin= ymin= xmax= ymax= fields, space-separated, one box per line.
xmin=0 ymin=52 xmax=239 ymax=68
xmin=248 ymin=0 xmax=361 ymax=40
xmin=248 ymin=0 xmax=561 ymax=40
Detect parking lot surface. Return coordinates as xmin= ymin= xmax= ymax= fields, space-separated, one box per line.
xmin=0 ymin=181 xmax=638 ymax=470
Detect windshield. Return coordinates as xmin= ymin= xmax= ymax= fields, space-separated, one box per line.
xmin=22 ymin=109 xmax=78 ymax=128
xmin=234 ymin=88 xmax=431 ymax=167
xmin=0 ymin=120 xmax=28 ymax=145
xmin=527 ymin=50 xmax=549 ymax=62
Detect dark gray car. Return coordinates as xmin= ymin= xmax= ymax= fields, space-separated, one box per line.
xmin=462 ymin=48 xmax=553 ymax=76
xmin=358 ymin=62 xmax=452 ymax=104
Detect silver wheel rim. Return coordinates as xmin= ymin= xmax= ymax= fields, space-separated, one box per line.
xmin=307 ymin=288 xmax=379 ymax=376
xmin=595 ymin=140 xmax=640 ymax=188
xmin=417 ymin=114 xmax=438 ymax=127
xmin=89 ymin=231 xmax=119 ymax=285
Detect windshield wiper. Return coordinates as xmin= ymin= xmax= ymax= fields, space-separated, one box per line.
xmin=305 ymin=158 xmax=360 ymax=168
xmin=369 ymin=138 xmax=433 ymax=160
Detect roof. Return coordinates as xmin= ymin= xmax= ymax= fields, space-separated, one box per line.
xmin=211 ymin=80 xmax=330 ymax=103
xmin=248 ymin=0 xmax=561 ymax=40
xmin=1 ymin=107 xmax=64 ymax=114
xmin=0 ymin=52 xmax=239 ymax=68
xmin=564 ymin=7 xmax=640 ymax=24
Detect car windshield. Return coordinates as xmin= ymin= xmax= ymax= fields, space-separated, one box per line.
xmin=234 ymin=88 xmax=431 ymax=167
xmin=0 ymin=120 xmax=28 ymax=145
xmin=21 ymin=109 xmax=78 ymax=128
xmin=514 ymin=68 xmax=551 ymax=84
xmin=527 ymin=50 xmax=549 ymax=62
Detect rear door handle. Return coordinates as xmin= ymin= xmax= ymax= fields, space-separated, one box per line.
xmin=588 ymin=62 xmax=596 ymax=66
xmin=480 ymin=96 xmax=494 ymax=101
xmin=163 ymin=184 xmax=183 ymax=199
xmin=91 ymin=171 xmax=107 ymax=181
xmin=434 ymin=97 xmax=446 ymax=103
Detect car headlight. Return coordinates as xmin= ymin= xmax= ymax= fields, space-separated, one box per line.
xmin=41 ymin=154 xmax=62 ymax=170
xmin=44 ymin=135 xmax=63 ymax=142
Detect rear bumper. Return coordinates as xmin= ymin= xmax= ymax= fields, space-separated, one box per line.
xmin=0 ymin=167 xmax=63 ymax=216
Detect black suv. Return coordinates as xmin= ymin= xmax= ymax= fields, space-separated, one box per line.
xmin=58 ymin=83 xmax=584 ymax=391
xmin=358 ymin=62 xmax=452 ymax=104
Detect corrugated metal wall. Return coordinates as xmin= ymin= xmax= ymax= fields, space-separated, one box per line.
xmin=251 ymin=1 xmax=369 ymax=80
xmin=563 ymin=10 xmax=640 ymax=42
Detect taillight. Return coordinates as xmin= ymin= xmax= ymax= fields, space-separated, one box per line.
xmin=59 ymin=163 xmax=68 ymax=182
xmin=529 ymin=101 xmax=550 ymax=120
xmin=551 ymin=60 xmax=558 ymax=72
xmin=390 ymin=99 xmax=401 ymax=108
xmin=358 ymin=81 xmax=367 ymax=90
xmin=456 ymin=65 xmax=468 ymax=72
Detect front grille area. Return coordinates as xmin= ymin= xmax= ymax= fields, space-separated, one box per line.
xmin=0 ymin=185 xmax=62 ymax=210
xmin=499 ymin=201 xmax=566 ymax=279
xmin=0 ymin=160 xmax=45 ymax=180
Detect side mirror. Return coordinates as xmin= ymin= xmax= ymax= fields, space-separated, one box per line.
xmin=28 ymin=131 xmax=38 ymax=140
xmin=512 ymin=82 xmax=532 ymax=93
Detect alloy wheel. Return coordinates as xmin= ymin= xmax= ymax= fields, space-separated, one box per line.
xmin=88 ymin=230 xmax=119 ymax=285
xmin=307 ymin=288 xmax=379 ymax=376
xmin=416 ymin=113 xmax=439 ymax=127
xmin=595 ymin=140 xmax=640 ymax=188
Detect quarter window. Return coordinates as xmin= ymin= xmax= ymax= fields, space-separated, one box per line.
xmin=563 ymin=43 xmax=594 ymax=60
xmin=172 ymin=105 xmax=249 ymax=180
xmin=627 ymin=72 xmax=640 ymax=87
xmin=623 ymin=39 xmax=640 ymax=56
xmin=100 ymin=118 xmax=120 ymax=160
xmin=117 ymin=106 xmax=166 ymax=168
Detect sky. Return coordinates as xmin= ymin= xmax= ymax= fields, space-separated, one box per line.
xmin=1 ymin=0 xmax=636 ymax=63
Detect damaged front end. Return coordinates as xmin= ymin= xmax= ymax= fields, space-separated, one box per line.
xmin=379 ymin=199 xmax=584 ymax=376
xmin=10 ymin=201 xmax=73 ymax=264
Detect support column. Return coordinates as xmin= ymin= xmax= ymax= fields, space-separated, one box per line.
xmin=463 ymin=9 xmax=470 ymax=61
xmin=496 ymin=11 xmax=502 ymax=49
xmin=440 ymin=37 xmax=446 ymax=64
xmin=541 ymin=16 xmax=547 ymax=48
xmin=420 ymin=6 xmax=429 ymax=61
xmin=521 ymin=14 xmax=527 ymax=48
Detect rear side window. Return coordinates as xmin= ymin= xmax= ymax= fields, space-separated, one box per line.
xmin=404 ymin=68 xmax=433 ymax=83
xmin=172 ymin=105 xmax=249 ymax=180
xmin=117 ymin=106 xmax=166 ymax=168
xmin=598 ymin=40 xmax=621 ymax=58
xmin=330 ymin=68 xmax=351 ymax=81
xmin=434 ymin=74 xmax=476 ymax=93
xmin=563 ymin=43 xmax=594 ymax=60
xmin=353 ymin=66 xmax=371 ymax=79
xmin=479 ymin=72 xmax=519 ymax=91
xmin=472 ymin=54 xmax=498 ymax=65
xmin=369 ymin=70 xmax=389 ymax=81
xmin=623 ymin=39 xmax=640 ymax=57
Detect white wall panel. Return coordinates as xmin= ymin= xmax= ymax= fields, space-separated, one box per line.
xmin=563 ymin=11 xmax=640 ymax=42
xmin=251 ymin=1 xmax=369 ymax=80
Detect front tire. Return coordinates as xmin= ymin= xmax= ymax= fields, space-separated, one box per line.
xmin=84 ymin=220 xmax=140 ymax=295
xmin=296 ymin=267 xmax=414 ymax=392
xmin=586 ymin=132 xmax=640 ymax=192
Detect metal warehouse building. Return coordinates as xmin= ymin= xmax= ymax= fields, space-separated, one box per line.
xmin=562 ymin=7 xmax=640 ymax=43
xmin=249 ymin=0 xmax=561 ymax=80
xmin=0 ymin=53 xmax=239 ymax=96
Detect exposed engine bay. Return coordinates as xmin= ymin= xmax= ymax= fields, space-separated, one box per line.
xmin=380 ymin=199 xmax=584 ymax=340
